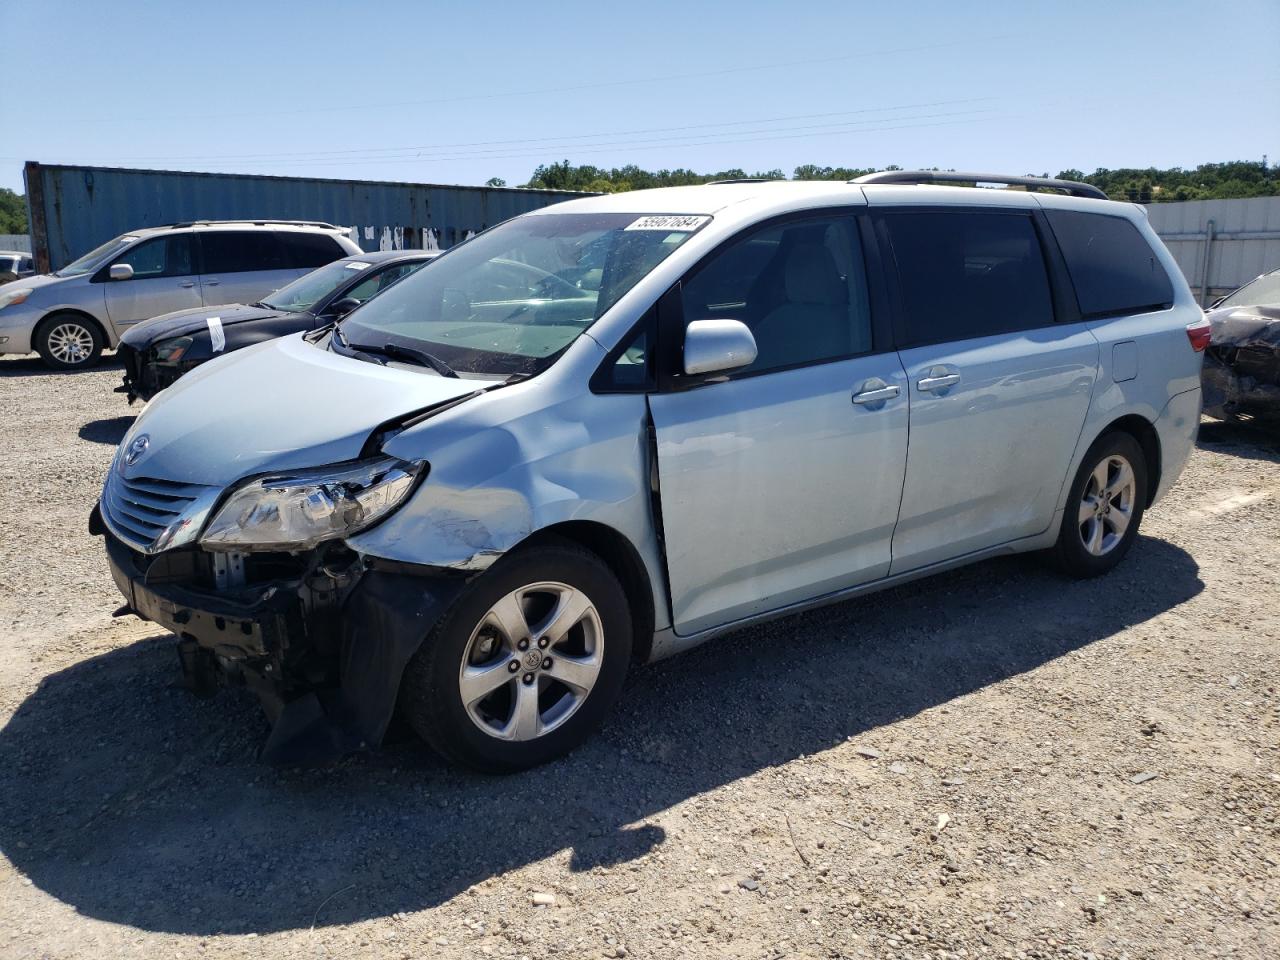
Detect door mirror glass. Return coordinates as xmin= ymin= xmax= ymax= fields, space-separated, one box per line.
xmin=328 ymin=297 xmax=361 ymax=317
xmin=683 ymin=319 xmax=757 ymax=376
xmin=108 ymin=263 xmax=134 ymax=281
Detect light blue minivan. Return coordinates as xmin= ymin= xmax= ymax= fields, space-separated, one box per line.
xmin=94 ymin=172 xmax=1208 ymax=771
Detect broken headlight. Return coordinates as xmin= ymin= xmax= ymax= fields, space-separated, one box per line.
xmin=200 ymin=456 xmax=425 ymax=552
xmin=153 ymin=335 xmax=194 ymax=363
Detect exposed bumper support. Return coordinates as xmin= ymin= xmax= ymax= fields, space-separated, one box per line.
xmin=98 ymin=510 xmax=466 ymax=765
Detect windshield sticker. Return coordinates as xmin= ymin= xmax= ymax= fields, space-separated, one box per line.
xmin=345 ymin=261 xmax=370 ymax=270
xmin=207 ymin=316 xmax=225 ymax=353
xmin=624 ymin=215 xmax=710 ymax=232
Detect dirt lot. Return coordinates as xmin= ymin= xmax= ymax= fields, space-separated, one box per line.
xmin=0 ymin=353 xmax=1277 ymax=960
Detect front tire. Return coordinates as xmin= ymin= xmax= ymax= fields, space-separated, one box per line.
xmin=1052 ymin=431 xmax=1148 ymax=578
xmin=398 ymin=539 xmax=633 ymax=773
xmin=35 ymin=313 xmax=104 ymax=370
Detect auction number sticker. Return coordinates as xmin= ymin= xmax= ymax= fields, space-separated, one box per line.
xmin=624 ymin=215 xmax=710 ymax=232
xmin=207 ymin=316 xmax=225 ymax=353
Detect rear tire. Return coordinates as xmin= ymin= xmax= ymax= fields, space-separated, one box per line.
xmin=1052 ymin=431 xmax=1148 ymax=578
xmin=398 ymin=538 xmax=633 ymax=773
xmin=35 ymin=313 xmax=104 ymax=370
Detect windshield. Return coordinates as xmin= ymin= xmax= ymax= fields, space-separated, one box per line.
xmin=334 ymin=212 xmax=706 ymax=377
xmin=55 ymin=235 xmax=139 ymax=277
xmin=1219 ymin=269 xmax=1280 ymax=309
xmin=262 ymin=258 xmax=369 ymax=313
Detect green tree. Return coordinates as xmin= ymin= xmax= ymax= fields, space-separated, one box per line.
xmin=0 ymin=189 xmax=27 ymax=234
xmin=485 ymin=177 xmax=507 ymax=188
xmin=522 ymin=160 xmax=1277 ymax=202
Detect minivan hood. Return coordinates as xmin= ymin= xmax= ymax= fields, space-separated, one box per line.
xmin=8 ymin=273 xmax=66 ymax=295
xmin=119 ymin=334 xmax=482 ymax=487
xmin=120 ymin=302 xmax=297 ymax=348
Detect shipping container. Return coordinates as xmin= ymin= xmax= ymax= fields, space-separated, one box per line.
xmin=23 ymin=162 xmax=586 ymax=272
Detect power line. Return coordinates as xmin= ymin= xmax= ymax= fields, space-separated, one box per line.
xmin=176 ymin=114 xmax=1009 ymax=172
xmin=79 ymin=33 xmax=1024 ymax=125
xmin=99 ymin=98 xmax=997 ymax=163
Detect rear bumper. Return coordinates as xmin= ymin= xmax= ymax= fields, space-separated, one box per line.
xmin=1152 ymin=386 xmax=1202 ymax=505
xmin=97 ymin=512 xmax=466 ymax=764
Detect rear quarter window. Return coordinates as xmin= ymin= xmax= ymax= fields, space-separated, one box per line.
xmin=282 ymin=232 xmax=347 ymax=269
xmin=1044 ymin=210 xmax=1174 ymax=318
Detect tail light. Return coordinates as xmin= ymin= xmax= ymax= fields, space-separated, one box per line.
xmin=1186 ymin=318 xmax=1212 ymax=352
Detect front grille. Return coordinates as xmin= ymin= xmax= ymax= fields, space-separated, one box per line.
xmin=102 ymin=472 xmax=217 ymax=553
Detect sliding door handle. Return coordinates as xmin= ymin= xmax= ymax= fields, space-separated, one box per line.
xmin=917 ymin=371 xmax=960 ymax=392
xmin=852 ymin=378 xmax=900 ymax=406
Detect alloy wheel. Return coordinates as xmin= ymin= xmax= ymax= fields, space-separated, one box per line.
xmin=1077 ymin=454 xmax=1137 ymax=556
xmin=458 ymin=581 xmax=604 ymax=741
xmin=47 ymin=322 xmax=95 ymax=365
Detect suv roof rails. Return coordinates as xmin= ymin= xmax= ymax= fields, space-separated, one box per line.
xmin=851 ymin=170 xmax=1108 ymax=201
xmin=162 ymin=219 xmax=343 ymax=230
xmin=707 ymin=178 xmax=781 ymax=185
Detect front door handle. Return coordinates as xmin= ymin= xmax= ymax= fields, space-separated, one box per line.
xmin=852 ymin=378 xmax=901 ymax=406
xmin=917 ymin=367 xmax=961 ymax=393
xmin=203 ymin=279 xmax=220 ymax=286
xmin=180 ymin=281 xmax=195 ymax=288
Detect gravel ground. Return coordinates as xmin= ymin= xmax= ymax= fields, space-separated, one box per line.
xmin=0 ymin=352 xmax=1277 ymax=960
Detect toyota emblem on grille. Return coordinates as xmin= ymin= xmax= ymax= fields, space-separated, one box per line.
xmin=124 ymin=434 xmax=150 ymax=466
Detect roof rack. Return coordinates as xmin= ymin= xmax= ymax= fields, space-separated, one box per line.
xmin=162 ymin=219 xmax=343 ymax=230
xmin=706 ymin=178 xmax=781 ymax=185
xmin=851 ymin=170 xmax=1107 ymax=201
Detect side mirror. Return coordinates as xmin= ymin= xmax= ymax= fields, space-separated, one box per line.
xmin=108 ymin=263 xmax=134 ymax=281
xmin=683 ymin=319 xmax=757 ymax=376
xmin=328 ymin=297 xmax=361 ymax=317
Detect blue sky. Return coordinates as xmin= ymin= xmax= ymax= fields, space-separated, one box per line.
xmin=4 ymin=0 xmax=1278 ymax=194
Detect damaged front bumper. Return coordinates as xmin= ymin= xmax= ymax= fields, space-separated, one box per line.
xmin=95 ymin=507 xmax=466 ymax=765
xmin=116 ymin=343 xmax=188 ymax=404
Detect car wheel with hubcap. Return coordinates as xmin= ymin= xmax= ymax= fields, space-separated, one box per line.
xmin=398 ymin=538 xmax=632 ymax=772
xmin=35 ymin=314 xmax=104 ymax=370
xmin=1052 ymin=431 xmax=1148 ymax=578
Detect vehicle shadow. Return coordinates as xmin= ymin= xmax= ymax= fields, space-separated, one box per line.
xmin=1197 ymin=418 xmax=1280 ymax=462
xmin=0 ymin=353 xmax=121 ymax=378
xmin=0 ymin=536 xmax=1202 ymax=936
xmin=78 ymin=416 xmax=135 ymax=445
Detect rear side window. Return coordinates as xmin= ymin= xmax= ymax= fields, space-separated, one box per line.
xmin=281 ymin=231 xmax=346 ymax=268
xmin=199 ymin=231 xmax=285 ymax=274
xmin=1044 ymin=210 xmax=1174 ymax=318
xmin=883 ymin=210 xmax=1054 ymax=346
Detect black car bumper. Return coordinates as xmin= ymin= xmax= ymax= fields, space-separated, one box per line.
xmin=97 ymin=509 xmax=467 ymax=765
xmin=116 ymin=343 xmax=187 ymax=404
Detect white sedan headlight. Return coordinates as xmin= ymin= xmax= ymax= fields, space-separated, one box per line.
xmin=201 ymin=456 xmax=425 ymax=552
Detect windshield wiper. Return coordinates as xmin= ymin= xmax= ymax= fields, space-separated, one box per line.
xmin=347 ymin=340 xmax=460 ymax=378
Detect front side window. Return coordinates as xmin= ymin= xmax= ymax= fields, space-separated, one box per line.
xmin=681 ymin=215 xmax=872 ymax=373
xmin=112 ymin=235 xmax=196 ymax=279
xmin=262 ymin=259 xmax=368 ymax=313
xmin=1218 ymin=269 xmax=1280 ymax=309
xmin=199 ymin=231 xmax=284 ymax=275
xmin=884 ymin=210 xmax=1054 ymax=345
xmin=1044 ymin=210 xmax=1174 ymax=318
xmin=344 ymin=261 xmax=425 ymax=301
xmin=335 ymin=212 xmax=704 ymax=377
